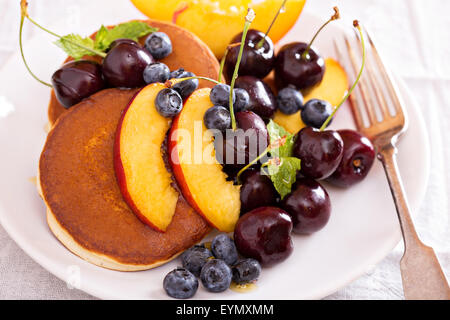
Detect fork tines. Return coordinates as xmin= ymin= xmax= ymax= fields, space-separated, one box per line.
xmin=334 ymin=27 xmax=407 ymax=143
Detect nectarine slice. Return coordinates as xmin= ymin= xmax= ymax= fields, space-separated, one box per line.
xmin=130 ymin=0 xmax=306 ymax=58
xmin=273 ymin=58 xmax=349 ymax=134
xmin=115 ymin=83 xmax=178 ymax=232
xmin=169 ymin=88 xmax=241 ymax=232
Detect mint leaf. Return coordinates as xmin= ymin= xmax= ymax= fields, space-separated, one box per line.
xmin=94 ymin=21 xmax=157 ymax=51
xmin=265 ymin=157 xmax=301 ymax=199
xmin=267 ymin=119 xmax=290 ymax=142
xmin=54 ymin=22 xmax=157 ymax=60
xmin=267 ymin=120 xmax=295 ymax=158
xmin=93 ymin=25 xmax=109 ymax=51
xmin=54 ymin=34 xmax=96 ymax=60
xmin=262 ymin=120 xmax=302 ymax=198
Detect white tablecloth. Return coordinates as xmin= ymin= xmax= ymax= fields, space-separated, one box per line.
xmin=0 ymin=0 xmax=448 ymax=300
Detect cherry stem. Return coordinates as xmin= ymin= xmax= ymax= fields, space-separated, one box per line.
xmin=236 ymin=135 xmax=287 ymax=183
xmin=236 ymin=144 xmax=271 ymax=184
xmin=256 ymin=0 xmax=287 ymax=49
xmin=20 ymin=1 xmax=106 ymax=59
xmin=19 ymin=11 xmax=52 ymax=87
xmin=320 ymin=20 xmax=366 ymax=131
xmin=301 ymin=6 xmax=340 ymax=60
xmin=165 ymin=76 xmax=221 ymax=88
xmin=217 ymin=47 xmax=228 ymax=83
xmin=229 ymin=9 xmax=255 ymax=131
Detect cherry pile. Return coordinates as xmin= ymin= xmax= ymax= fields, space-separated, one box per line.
xmin=201 ymin=9 xmax=376 ymax=277
xmin=50 ymin=32 xmax=195 ymax=110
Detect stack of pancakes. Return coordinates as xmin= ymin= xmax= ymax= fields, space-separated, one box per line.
xmin=38 ymin=20 xmax=219 ymax=271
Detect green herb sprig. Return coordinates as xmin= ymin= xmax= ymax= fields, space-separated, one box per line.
xmin=236 ymin=120 xmax=301 ymax=199
xmin=19 ymin=1 xmax=157 ymax=85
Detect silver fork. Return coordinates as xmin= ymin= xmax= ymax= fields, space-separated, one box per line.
xmin=335 ymin=28 xmax=450 ymax=300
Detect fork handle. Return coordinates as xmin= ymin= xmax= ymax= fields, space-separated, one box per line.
xmin=379 ymin=144 xmax=450 ymax=300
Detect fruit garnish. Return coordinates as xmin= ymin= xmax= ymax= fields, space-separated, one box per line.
xmin=200 ymin=259 xmax=233 ymax=293
xmin=274 ymin=7 xmax=340 ymax=90
xmin=217 ymin=42 xmax=240 ymax=83
xmin=131 ymin=0 xmax=306 ymax=58
xmin=55 ymin=21 xmax=156 ymax=60
xmin=171 ymin=2 xmax=189 ymax=24
xmin=20 ymin=4 xmax=106 ymax=110
xmin=292 ymin=21 xmax=365 ymax=180
xmin=326 ymin=129 xmax=375 ymax=187
xmin=224 ymin=0 xmax=289 ymax=80
xmin=210 ymin=84 xmax=235 ymax=108
xmin=155 ymin=88 xmax=183 ymax=117
xmin=168 ymin=70 xmax=200 ymax=99
xmin=224 ymin=29 xmax=275 ymax=81
xmin=19 ymin=0 xmax=159 ymax=103
xmin=181 ymin=245 xmax=213 ymax=277
xmin=293 ymin=127 xmax=344 ymax=180
xmin=51 ymin=60 xmax=105 ymax=108
xmin=203 ymin=105 xmax=231 ymax=131
xmin=240 ymin=169 xmax=277 ymax=213
xmin=231 ymin=258 xmax=261 ymax=285
xmin=102 ymin=41 xmax=154 ymax=88
xmin=301 ymin=99 xmax=333 ymax=129
xmin=281 ymin=178 xmax=331 ymax=234
xmin=211 ymin=234 xmax=239 ymax=266
xmin=144 ymin=32 xmax=173 ymax=59
xmin=234 ymin=206 xmax=293 ymax=267
xmin=168 ymin=88 xmax=241 ymax=232
xmin=143 ymin=62 xmax=170 ymax=84
xmin=276 ymin=86 xmax=304 ymax=115
xmin=115 ymin=83 xmax=179 ymax=232
xmin=163 ymin=268 xmax=198 ymax=299
xmin=262 ymin=121 xmax=301 ymax=199
xmin=236 ymin=120 xmax=301 ymax=200
xmin=234 ymin=76 xmax=277 ymax=119
xmin=273 ymin=58 xmax=348 ymax=134
xmin=233 ymin=88 xmax=251 ymax=112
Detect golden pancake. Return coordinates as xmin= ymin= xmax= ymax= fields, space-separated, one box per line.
xmin=40 ymin=88 xmax=210 ymax=271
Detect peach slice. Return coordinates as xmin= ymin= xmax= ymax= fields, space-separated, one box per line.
xmin=273 ymin=58 xmax=349 ymax=134
xmin=130 ymin=0 xmax=306 ymax=58
xmin=168 ymin=88 xmax=241 ymax=232
xmin=114 ymin=83 xmax=179 ymax=232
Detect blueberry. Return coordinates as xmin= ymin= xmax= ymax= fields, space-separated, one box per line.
xmin=155 ymin=88 xmax=183 ymax=117
xmin=301 ymin=99 xmax=333 ymax=129
xmin=170 ymin=68 xmax=186 ymax=79
xmin=143 ymin=62 xmax=170 ymax=84
xmin=163 ymin=267 xmax=198 ymax=299
xmin=203 ymin=106 xmax=231 ymax=131
xmin=200 ymin=259 xmax=232 ymax=292
xmin=211 ymin=234 xmax=238 ymax=265
xmin=233 ymin=88 xmax=250 ymax=112
xmin=181 ymin=245 xmax=213 ymax=277
xmin=145 ymin=32 xmax=172 ymax=60
xmin=232 ymin=258 xmax=261 ymax=284
xmin=172 ymin=71 xmax=199 ymax=99
xmin=277 ymin=86 xmax=304 ymax=115
xmin=210 ymin=84 xmax=235 ymax=108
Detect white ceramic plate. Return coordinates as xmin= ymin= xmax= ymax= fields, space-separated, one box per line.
xmin=0 ymin=12 xmax=430 ymax=299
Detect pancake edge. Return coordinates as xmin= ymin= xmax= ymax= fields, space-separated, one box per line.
xmin=37 ymin=170 xmax=184 ymax=272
